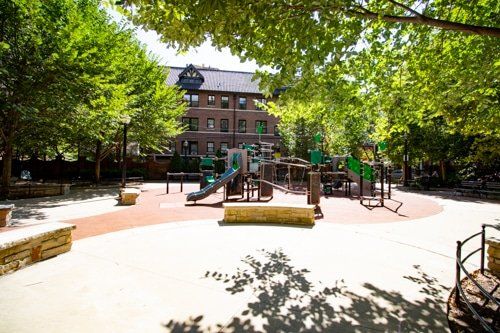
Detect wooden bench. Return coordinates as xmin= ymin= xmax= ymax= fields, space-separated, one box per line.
xmin=120 ymin=188 xmax=141 ymax=205
xmin=223 ymin=203 xmax=315 ymax=225
xmin=0 ymin=222 xmax=75 ymax=275
xmin=454 ymin=181 xmax=482 ymax=197
xmin=479 ymin=182 xmax=500 ymax=199
xmin=0 ymin=204 xmax=14 ymax=227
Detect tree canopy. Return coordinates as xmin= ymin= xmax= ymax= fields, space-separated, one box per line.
xmin=1 ymin=0 xmax=186 ymax=188
xmin=120 ymin=0 xmax=499 ymax=176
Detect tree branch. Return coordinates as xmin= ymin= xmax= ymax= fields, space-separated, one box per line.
xmin=386 ymin=0 xmax=423 ymax=17
xmin=285 ymin=3 xmax=500 ymax=37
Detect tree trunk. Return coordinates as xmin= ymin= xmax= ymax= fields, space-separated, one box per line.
xmin=440 ymin=160 xmax=446 ymax=182
xmin=1 ymin=140 xmax=13 ymax=197
xmin=95 ymin=140 xmax=102 ymax=184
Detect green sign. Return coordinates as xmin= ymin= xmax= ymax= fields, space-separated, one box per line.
xmin=257 ymin=125 xmax=263 ymax=134
xmin=313 ymin=132 xmax=322 ymax=143
xmin=378 ymin=141 xmax=388 ymax=151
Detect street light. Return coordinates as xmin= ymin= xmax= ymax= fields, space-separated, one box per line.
xmin=403 ymin=132 xmax=409 ymax=187
xmin=183 ymin=140 xmax=189 ymax=169
xmin=121 ymin=115 xmax=131 ymax=188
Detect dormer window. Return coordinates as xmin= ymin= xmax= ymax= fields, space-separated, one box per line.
xmin=178 ymin=64 xmax=204 ymax=85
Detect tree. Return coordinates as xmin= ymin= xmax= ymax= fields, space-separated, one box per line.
xmin=1 ymin=0 xmax=186 ymax=190
xmin=120 ymin=0 xmax=499 ymax=177
xmin=1 ymin=0 xmax=96 ymax=191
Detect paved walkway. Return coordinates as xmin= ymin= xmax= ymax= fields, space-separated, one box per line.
xmin=0 ymin=183 xmax=499 ymax=332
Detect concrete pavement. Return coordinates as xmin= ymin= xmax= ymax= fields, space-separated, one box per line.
xmin=0 ymin=190 xmax=499 ymax=332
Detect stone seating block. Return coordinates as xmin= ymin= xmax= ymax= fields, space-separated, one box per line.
xmin=120 ymin=188 xmax=141 ymax=205
xmin=0 ymin=204 xmax=14 ymax=227
xmin=0 ymin=222 xmax=75 ymax=275
xmin=223 ymin=203 xmax=315 ymax=225
xmin=486 ymin=238 xmax=500 ymax=277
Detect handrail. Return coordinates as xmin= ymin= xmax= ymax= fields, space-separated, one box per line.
xmin=455 ymin=224 xmax=500 ymax=333
xmin=253 ymin=179 xmax=307 ymax=195
xmin=455 ymin=282 xmax=494 ymax=332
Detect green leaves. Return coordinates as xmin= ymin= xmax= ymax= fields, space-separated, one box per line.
xmin=0 ymin=0 xmax=186 ymax=175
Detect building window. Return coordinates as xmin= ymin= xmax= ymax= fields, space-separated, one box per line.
xmin=220 ymin=142 xmax=228 ymax=153
xmin=189 ymin=142 xmax=198 ymax=155
xmin=239 ymin=97 xmax=247 ymax=110
xmin=238 ymin=120 xmax=246 ymax=133
xmin=182 ymin=117 xmax=198 ymax=131
xmin=221 ymin=119 xmax=229 ymax=132
xmin=255 ymin=120 xmax=267 ymax=134
xmin=207 ymin=142 xmax=215 ymax=153
xmin=274 ymin=125 xmax=280 ymax=136
xmin=255 ymin=98 xmax=267 ymax=110
xmin=221 ymin=96 xmax=229 ymax=109
xmin=207 ymin=118 xmax=215 ymax=129
xmin=208 ymin=95 xmax=215 ymax=106
xmin=183 ymin=94 xmax=199 ymax=107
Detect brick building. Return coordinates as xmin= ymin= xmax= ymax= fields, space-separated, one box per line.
xmin=164 ymin=64 xmax=281 ymax=158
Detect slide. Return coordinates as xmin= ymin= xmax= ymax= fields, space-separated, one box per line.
xmin=346 ymin=156 xmax=374 ymax=196
xmin=186 ymin=167 xmax=239 ymax=202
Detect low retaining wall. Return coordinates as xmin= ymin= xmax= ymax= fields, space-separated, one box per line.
xmin=223 ymin=203 xmax=315 ymax=225
xmin=8 ymin=183 xmax=70 ymax=199
xmin=486 ymin=238 xmax=500 ymax=277
xmin=0 ymin=222 xmax=75 ymax=276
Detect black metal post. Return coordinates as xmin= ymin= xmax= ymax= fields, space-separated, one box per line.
xmin=121 ymin=122 xmax=128 ymax=188
xmin=455 ymin=240 xmax=462 ymax=307
xmin=403 ymin=133 xmax=409 ymax=187
xmin=359 ymin=163 xmax=364 ymax=204
xmin=181 ymin=172 xmax=184 ymax=192
xmin=481 ymin=224 xmax=486 ymax=274
xmin=380 ymin=165 xmax=384 ymax=207
xmin=387 ymin=166 xmax=392 ymax=199
xmin=166 ymin=173 xmax=169 ymax=194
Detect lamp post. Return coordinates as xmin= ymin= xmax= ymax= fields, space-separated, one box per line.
xmin=403 ymin=132 xmax=409 ymax=187
xmin=183 ymin=140 xmax=189 ymax=169
xmin=121 ymin=115 xmax=131 ymax=188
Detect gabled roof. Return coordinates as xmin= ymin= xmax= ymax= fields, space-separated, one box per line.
xmin=178 ymin=64 xmax=204 ymax=83
xmin=166 ymin=64 xmax=262 ymax=94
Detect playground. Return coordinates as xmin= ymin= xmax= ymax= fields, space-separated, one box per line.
xmin=0 ymin=139 xmax=498 ymax=332
xmin=0 ymin=183 xmax=499 ymax=332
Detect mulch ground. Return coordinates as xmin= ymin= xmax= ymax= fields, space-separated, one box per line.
xmin=447 ymin=270 xmax=500 ymax=332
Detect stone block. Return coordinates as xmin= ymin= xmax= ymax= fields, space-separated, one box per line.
xmin=3 ymin=249 xmax=30 ymax=264
xmin=487 ymin=260 xmax=500 ymax=277
xmin=42 ymin=243 xmax=72 ymax=260
xmin=42 ymin=233 xmax=71 ymax=251
xmin=121 ymin=188 xmax=141 ymax=205
xmin=0 ymin=222 xmax=75 ymax=276
xmin=0 ymin=204 xmax=14 ymax=227
xmin=223 ymin=203 xmax=315 ymax=225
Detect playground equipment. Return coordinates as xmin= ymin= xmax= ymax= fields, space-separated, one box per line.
xmin=181 ymin=142 xmax=321 ymax=207
xmin=186 ymin=152 xmax=243 ymax=202
xmin=346 ymin=156 xmax=393 ymax=208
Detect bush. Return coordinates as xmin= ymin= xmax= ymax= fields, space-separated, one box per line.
xmin=170 ymin=151 xmax=183 ymax=172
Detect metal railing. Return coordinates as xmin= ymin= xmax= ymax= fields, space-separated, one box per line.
xmin=455 ymin=224 xmax=500 ymax=333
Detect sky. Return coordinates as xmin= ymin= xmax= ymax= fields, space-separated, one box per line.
xmin=108 ymin=8 xmax=266 ymax=73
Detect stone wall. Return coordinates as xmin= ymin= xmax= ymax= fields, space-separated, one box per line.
xmin=0 ymin=222 xmax=75 ymax=276
xmin=486 ymin=238 xmax=500 ymax=277
xmin=223 ymin=203 xmax=315 ymax=225
xmin=7 ymin=183 xmax=70 ymax=199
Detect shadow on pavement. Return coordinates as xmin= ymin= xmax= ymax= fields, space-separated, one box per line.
xmin=1 ymin=187 xmax=120 ymax=223
xmin=163 ymin=249 xmax=450 ymax=332
xmin=397 ymin=187 xmax=497 ymax=204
